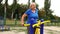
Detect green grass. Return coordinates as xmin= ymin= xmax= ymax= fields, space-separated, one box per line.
xmin=5 ymin=19 xmax=21 ymax=26
xmin=5 ymin=19 xmax=60 ymax=26
xmin=6 ymin=19 xmax=20 ymax=25
xmin=44 ymin=22 xmax=60 ymax=26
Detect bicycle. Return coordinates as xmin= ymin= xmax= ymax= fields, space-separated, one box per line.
xmin=24 ymin=20 xmax=50 ymax=34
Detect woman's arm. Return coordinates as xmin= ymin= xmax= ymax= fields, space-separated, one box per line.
xmin=21 ymin=13 xmax=27 ymax=26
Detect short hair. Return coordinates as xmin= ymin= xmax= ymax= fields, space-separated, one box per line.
xmin=29 ymin=2 xmax=36 ymax=8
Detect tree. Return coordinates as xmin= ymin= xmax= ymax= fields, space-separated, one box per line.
xmin=28 ymin=0 xmax=30 ymax=8
xmin=32 ymin=0 xmax=35 ymax=2
xmin=0 ymin=0 xmax=3 ymax=16
xmin=44 ymin=0 xmax=51 ymax=20
xmin=38 ymin=8 xmax=46 ymax=20
xmin=4 ymin=0 xmax=8 ymax=25
xmin=0 ymin=0 xmax=2 ymax=3
xmin=11 ymin=0 xmax=17 ymax=19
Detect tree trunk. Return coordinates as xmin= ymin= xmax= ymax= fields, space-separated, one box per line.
xmin=28 ymin=0 xmax=30 ymax=8
xmin=4 ymin=0 xmax=8 ymax=25
xmin=32 ymin=0 xmax=35 ymax=2
xmin=11 ymin=11 xmax=14 ymax=19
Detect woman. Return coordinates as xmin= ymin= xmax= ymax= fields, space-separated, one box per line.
xmin=21 ymin=2 xmax=38 ymax=34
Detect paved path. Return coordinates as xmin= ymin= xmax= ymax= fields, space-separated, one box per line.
xmin=44 ymin=26 xmax=60 ymax=31
xmin=0 ymin=26 xmax=60 ymax=34
xmin=0 ymin=31 xmax=25 ymax=34
xmin=44 ymin=26 xmax=60 ymax=34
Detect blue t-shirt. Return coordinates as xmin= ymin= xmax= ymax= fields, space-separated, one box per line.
xmin=25 ymin=9 xmax=38 ymax=24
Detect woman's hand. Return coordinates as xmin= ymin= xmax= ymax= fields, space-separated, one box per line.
xmin=21 ymin=21 xmax=24 ymax=26
xmin=21 ymin=23 xmax=24 ymax=26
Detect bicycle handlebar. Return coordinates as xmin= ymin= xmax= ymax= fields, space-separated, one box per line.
xmin=24 ymin=20 xmax=51 ymax=28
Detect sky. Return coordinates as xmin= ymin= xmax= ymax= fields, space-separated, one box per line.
xmin=1 ymin=0 xmax=60 ymax=17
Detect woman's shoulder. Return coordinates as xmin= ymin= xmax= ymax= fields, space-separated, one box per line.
xmin=36 ymin=9 xmax=38 ymax=13
xmin=25 ymin=9 xmax=31 ymax=14
xmin=26 ymin=9 xmax=31 ymax=12
xmin=36 ymin=9 xmax=38 ymax=11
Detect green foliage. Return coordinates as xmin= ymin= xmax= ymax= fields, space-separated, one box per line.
xmin=0 ymin=4 xmax=4 ymax=17
xmin=44 ymin=0 xmax=55 ymax=20
xmin=0 ymin=0 xmax=60 ymax=21
xmin=0 ymin=0 xmax=2 ymax=3
xmin=32 ymin=0 xmax=35 ymax=2
xmin=44 ymin=0 xmax=60 ymax=23
xmin=7 ymin=4 xmax=28 ymax=19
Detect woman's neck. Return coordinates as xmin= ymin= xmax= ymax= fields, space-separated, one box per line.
xmin=32 ymin=9 xmax=36 ymax=13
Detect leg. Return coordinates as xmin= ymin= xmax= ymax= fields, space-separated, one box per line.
xmin=29 ymin=24 xmax=35 ymax=34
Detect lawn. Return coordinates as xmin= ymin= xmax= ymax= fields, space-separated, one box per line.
xmin=4 ymin=19 xmax=60 ymax=26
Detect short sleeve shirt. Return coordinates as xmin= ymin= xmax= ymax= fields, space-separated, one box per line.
xmin=25 ymin=9 xmax=38 ymax=24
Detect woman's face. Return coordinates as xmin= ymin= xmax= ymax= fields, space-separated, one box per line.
xmin=30 ymin=3 xmax=36 ymax=9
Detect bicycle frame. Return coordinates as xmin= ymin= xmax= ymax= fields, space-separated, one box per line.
xmin=24 ymin=20 xmax=50 ymax=34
